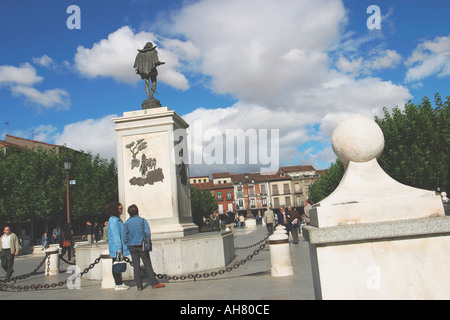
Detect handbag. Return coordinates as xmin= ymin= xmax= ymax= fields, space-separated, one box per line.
xmin=142 ymin=218 xmax=152 ymax=252
xmin=62 ymin=240 xmax=71 ymax=248
xmin=112 ymin=252 xmax=127 ymax=273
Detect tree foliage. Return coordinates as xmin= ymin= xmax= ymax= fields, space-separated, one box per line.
xmin=375 ymin=93 xmax=449 ymax=191
xmin=0 ymin=146 xmax=118 ymax=224
xmin=309 ymin=94 xmax=449 ymax=203
xmin=190 ymin=186 xmax=218 ymax=229
xmin=308 ymin=160 xmax=345 ymax=204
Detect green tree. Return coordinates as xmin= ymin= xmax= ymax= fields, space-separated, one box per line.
xmin=375 ymin=93 xmax=449 ymax=191
xmin=190 ymin=186 xmax=218 ymax=230
xmin=308 ymin=159 xmax=345 ymax=203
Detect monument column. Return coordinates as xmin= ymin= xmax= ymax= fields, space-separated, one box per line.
xmin=113 ymin=107 xmax=198 ymax=240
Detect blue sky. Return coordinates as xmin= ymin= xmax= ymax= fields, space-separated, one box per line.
xmin=1 ymin=0 xmax=449 ymax=176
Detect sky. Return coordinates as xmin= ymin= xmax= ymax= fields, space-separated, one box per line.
xmin=0 ymin=0 xmax=449 ymax=177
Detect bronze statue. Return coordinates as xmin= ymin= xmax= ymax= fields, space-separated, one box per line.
xmin=134 ymin=42 xmax=165 ymax=109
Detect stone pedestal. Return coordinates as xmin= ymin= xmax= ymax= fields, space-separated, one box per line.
xmin=268 ymin=232 xmax=293 ymax=277
xmin=112 ymin=107 xmax=198 ymax=240
xmin=44 ymin=245 xmax=60 ymax=275
xmin=303 ymin=115 xmax=447 ymax=299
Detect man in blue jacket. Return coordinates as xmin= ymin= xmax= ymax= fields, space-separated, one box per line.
xmin=123 ymin=204 xmax=165 ymax=291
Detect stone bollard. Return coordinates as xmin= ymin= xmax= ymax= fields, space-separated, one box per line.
xmin=101 ymin=253 xmax=115 ymax=289
xmin=44 ymin=245 xmax=60 ymax=275
xmin=268 ymin=232 xmax=293 ymax=277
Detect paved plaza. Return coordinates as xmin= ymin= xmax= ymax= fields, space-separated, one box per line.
xmin=0 ymin=225 xmax=315 ymax=300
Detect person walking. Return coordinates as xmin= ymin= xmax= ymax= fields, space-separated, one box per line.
xmin=277 ymin=205 xmax=292 ymax=240
xmin=123 ymin=204 xmax=165 ymax=291
xmin=83 ymin=221 xmax=94 ymax=244
xmin=263 ymin=207 xmax=275 ymax=235
xmin=0 ymin=226 xmax=20 ymax=282
xmin=60 ymin=223 xmax=74 ymax=263
xmin=287 ymin=206 xmax=300 ymax=244
xmin=106 ymin=202 xmax=130 ymax=291
xmin=303 ymin=200 xmax=312 ymax=225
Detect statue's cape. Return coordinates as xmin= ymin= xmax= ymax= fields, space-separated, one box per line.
xmin=134 ymin=50 xmax=160 ymax=77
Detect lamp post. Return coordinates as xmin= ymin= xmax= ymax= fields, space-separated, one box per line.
xmin=64 ymin=157 xmax=72 ymax=224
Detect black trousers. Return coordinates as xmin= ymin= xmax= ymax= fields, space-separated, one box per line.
xmin=111 ymin=256 xmax=124 ymax=285
xmin=128 ymin=245 xmax=159 ymax=289
xmin=0 ymin=250 xmax=15 ymax=280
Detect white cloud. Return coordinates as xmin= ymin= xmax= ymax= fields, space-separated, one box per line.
xmin=11 ymin=86 xmax=70 ymax=111
xmin=54 ymin=114 xmax=118 ymax=160
xmin=32 ymin=55 xmax=56 ymax=68
xmin=163 ymin=0 xmax=412 ymax=173
xmin=405 ymin=35 xmax=450 ymax=82
xmin=73 ymin=26 xmax=193 ymax=90
xmin=0 ymin=63 xmax=43 ymax=86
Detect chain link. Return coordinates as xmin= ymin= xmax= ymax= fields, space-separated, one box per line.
xmin=0 ymin=235 xmax=269 ymax=290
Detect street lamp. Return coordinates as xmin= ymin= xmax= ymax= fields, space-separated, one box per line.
xmin=64 ymin=157 xmax=72 ymax=224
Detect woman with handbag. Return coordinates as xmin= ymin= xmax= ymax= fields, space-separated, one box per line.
xmin=106 ymin=202 xmax=130 ymax=291
xmin=123 ymin=204 xmax=165 ymax=291
xmin=60 ymin=223 xmax=73 ymax=263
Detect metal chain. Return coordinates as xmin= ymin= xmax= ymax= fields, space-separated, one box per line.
xmin=0 ymin=253 xmax=102 ymax=291
xmin=0 ymin=235 xmax=270 ymax=290
xmin=150 ymin=236 xmax=269 ymax=282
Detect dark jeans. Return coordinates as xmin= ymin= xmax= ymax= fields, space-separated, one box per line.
xmin=1 ymin=250 xmax=15 ymax=280
xmin=111 ymin=256 xmax=124 ymax=285
xmin=128 ymin=245 xmax=159 ymax=289
xmin=61 ymin=246 xmax=72 ymax=261
xmin=266 ymin=223 xmax=274 ymax=235
xmin=290 ymin=225 xmax=299 ymax=244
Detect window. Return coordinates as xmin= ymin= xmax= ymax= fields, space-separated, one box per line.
xmin=283 ymin=183 xmax=290 ymax=194
xmin=295 ymin=183 xmax=300 ymax=193
xmin=217 ymin=191 xmax=223 ymax=201
xmin=260 ymin=184 xmax=266 ymax=194
xmin=285 ymin=196 xmax=291 ymax=206
xmin=250 ymin=198 xmax=256 ymax=208
xmin=273 ymin=197 xmax=280 ymax=208
xmin=272 ymin=184 xmax=279 ymax=195
xmin=248 ymin=185 xmax=255 ymax=196
xmin=227 ymin=190 xmax=232 ymax=200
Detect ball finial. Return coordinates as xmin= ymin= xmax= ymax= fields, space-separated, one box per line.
xmin=332 ymin=115 xmax=384 ymax=163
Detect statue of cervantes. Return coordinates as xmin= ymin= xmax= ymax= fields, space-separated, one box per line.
xmin=134 ymin=42 xmax=165 ymax=109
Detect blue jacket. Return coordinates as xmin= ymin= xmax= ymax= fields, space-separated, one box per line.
xmin=107 ymin=216 xmax=130 ymax=258
xmin=123 ymin=215 xmax=151 ymax=247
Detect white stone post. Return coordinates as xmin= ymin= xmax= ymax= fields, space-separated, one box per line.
xmin=268 ymin=232 xmax=293 ymax=277
xmin=101 ymin=253 xmax=115 ymax=289
xmin=45 ymin=244 xmax=60 ymax=275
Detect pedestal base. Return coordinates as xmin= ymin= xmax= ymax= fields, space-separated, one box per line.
xmin=76 ymin=232 xmax=236 ymax=280
xmin=303 ymin=217 xmax=450 ymax=299
xmin=142 ymin=97 xmax=161 ymax=109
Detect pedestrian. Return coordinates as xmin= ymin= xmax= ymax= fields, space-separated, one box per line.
xmin=225 ymin=211 xmax=235 ymax=232
xmin=41 ymin=230 xmax=49 ymax=250
xmin=102 ymin=221 xmax=108 ymax=241
xmin=52 ymin=226 xmax=60 ymax=244
xmin=106 ymin=202 xmax=130 ymax=291
xmin=303 ymin=199 xmax=312 ymax=225
xmin=60 ymin=223 xmax=74 ymax=263
xmin=84 ymin=220 xmax=94 ymax=243
xmin=0 ymin=226 xmax=20 ymax=282
xmin=94 ymin=222 xmax=102 ymax=242
xmin=239 ymin=214 xmax=245 ymax=228
xmin=277 ymin=205 xmax=292 ymax=240
xmin=263 ymin=207 xmax=275 ymax=235
xmin=123 ymin=204 xmax=165 ymax=291
xmin=288 ymin=206 xmax=300 ymax=244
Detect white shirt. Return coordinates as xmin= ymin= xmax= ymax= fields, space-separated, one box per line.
xmin=2 ymin=234 xmax=11 ymax=249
